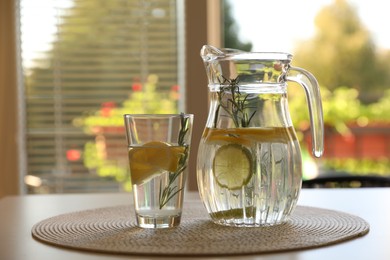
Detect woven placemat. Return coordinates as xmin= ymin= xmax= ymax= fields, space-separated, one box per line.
xmin=31 ymin=201 xmax=369 ymax=256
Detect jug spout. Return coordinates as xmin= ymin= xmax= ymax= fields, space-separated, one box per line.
xmin=201 ymin=45 xmax=245 ymax=61
xmin=200 ymin=45 xmax=226 ymax=62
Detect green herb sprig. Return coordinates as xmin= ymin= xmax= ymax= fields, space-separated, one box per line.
xmin=214 ymin=76 xmax=257 ymax=128
xmin=159 ymin=113 xmax=190 ymax=209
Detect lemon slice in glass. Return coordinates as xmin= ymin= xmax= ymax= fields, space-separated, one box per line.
xmin=128 ymin=141 xmax=185 ymax=185
xmin=212 ymin=144 xmax=253 ymax=190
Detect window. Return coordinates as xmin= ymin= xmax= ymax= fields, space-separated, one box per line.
xmin=19 ymin=0 xmax=186 ymax=193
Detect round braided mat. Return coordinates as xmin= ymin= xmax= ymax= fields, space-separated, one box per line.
xmin=31 ymin=202 xmax=369 ymax=256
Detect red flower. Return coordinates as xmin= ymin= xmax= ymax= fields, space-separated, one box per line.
xmin=101 ymin=107 xmax=112 ymax=117
xmin=132 ymin=83 xmax=142 ymax=92
xmin=66 ymin=149 xmax=81 ymax=161
xmin=171 ymin=84 xmax=179 ymax=92
xmin=102 ymin=101 xmax=115 ymax=108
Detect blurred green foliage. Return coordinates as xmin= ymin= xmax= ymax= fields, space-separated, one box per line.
xmin=73 ymin=74 xmax=178 ymax=133
xmin=223 ymin=0 xmax=253 ymax=51
xmin=323 ymin=158 xmax=390 ymax=176
xmin=288 ymin=85 xmax=390 ymax=176
xmin=293 ymin=0 xmax=390 ymax=103
xmin=74 ymin=74 xmax=178 ymax=190
xmin=289 ymin=0 xmax=390 ymax=177
xmin=289 ymin=86 xmax=390 ymax=134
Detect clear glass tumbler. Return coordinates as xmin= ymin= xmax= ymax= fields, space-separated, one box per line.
xmin=124 ymin=114 xmax=193 ymax=228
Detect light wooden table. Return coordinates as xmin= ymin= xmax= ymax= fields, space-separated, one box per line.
xmin=1 ymin=189 xmax=389 ymax=260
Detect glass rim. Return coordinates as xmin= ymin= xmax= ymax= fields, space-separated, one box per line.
xmin=124 ymin=113 xmax=193 ymax=119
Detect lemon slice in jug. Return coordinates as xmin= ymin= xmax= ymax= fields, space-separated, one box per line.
xmin=212 ymin=144 xmax=253 ymax=190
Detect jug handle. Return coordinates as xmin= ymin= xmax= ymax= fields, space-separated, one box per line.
xmin=286 ymin=66 xmax=324 ymax=158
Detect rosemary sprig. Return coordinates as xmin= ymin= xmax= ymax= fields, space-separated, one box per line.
xmin=159 ymin=113 xmax=190 ymax=209
xmin=214 ymin=76 xmax=257 ymax=128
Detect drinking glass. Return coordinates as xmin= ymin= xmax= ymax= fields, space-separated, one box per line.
xmin=124 ymin=114 xmax=193 ymax=228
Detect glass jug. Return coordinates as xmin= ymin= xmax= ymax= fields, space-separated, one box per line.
xmin=197 ymin=45 xmax=324 ymax=227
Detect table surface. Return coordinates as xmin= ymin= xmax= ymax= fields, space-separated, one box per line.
xmin=1 ymin=188 xmax=389 ymax=260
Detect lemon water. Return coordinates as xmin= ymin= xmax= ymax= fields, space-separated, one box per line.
xmin=132 ymin=169 xmax=184 ymax=228
xmin=197 ymin=127 xmax=302 ymax=226
xmin=128 ymin=144 xmax=187 ymax=228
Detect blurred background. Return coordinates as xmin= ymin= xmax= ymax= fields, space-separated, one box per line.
xmin=13 ymin=0 xmax=390 ymax=194
xmin=225 ymin=0 xmax=390 ymax=183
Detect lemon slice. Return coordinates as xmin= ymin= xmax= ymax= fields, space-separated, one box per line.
xmin=128 ymin=141 xmax=185 ymax=185
xmin=212 ymin=144 xmax=253 ymax=190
